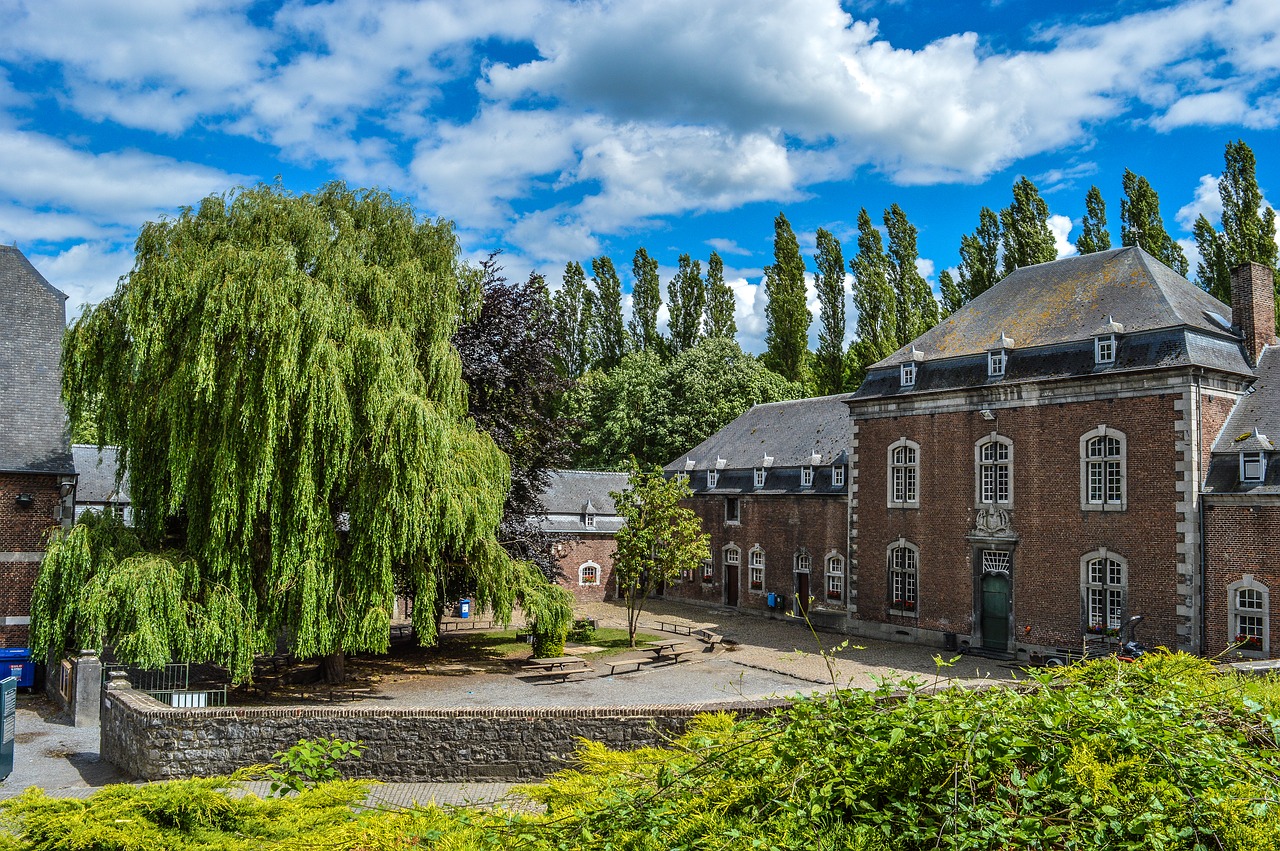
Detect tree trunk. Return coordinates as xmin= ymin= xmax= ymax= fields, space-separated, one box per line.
xmin=322 ymin=651 xmax=346 ymax=684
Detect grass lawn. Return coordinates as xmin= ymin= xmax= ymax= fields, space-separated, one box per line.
xmin=445 ymin=628 xmax=662 ymax=660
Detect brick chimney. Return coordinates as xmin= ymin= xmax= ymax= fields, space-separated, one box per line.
xmin=1231 ymin=261 xmax=1277 ymax=367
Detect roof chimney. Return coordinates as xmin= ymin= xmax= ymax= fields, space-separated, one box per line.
xmin=1231 ymin=261 xmax=1277 ymax=367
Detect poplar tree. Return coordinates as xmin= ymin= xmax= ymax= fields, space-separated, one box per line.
xmin=813 ymin=227 xmax=847 ymax=395
xmin=1195 ymin=215 xmax=1233 ymax=304
xmin=1000 ymin=177 xmax=1057 ymax=276
xmin=1120 ymin=169 xmax=1188 ymax=275
xmin=762 ymin=212 xmax=810 ymax=382
xmin=667 ymin=254 xmax=705 ymax=355
xmin=1075 ymin=186 xmax=1112 ymax=254
xmin=553 ymin=260 xmax=594 ymax=378
xmin=1196 ymin=140 xmax=1278 ymax=304
xmin=704 ymin=251 xmax=737 ymax=339
xmin=590 ymin=256 xmax=627 ymax=369
xmin=885 ymin=204 xmax=938 ymax=346
xmin=47 ymin=183 xmax=566 ymax=683
xmin=949 ymin=207 xmax=1002 ymax=313
xmin=939 ymin=270 xmax=961 ymax=318
xmin=848 ymin=207 xmax=897 ymax=385
xmin=629 ymin=248 xmax=663 ymax=355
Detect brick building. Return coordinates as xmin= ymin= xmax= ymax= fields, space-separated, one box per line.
xmin=666 ymin=247 xmax=1278 ymax=662
xmin=662 ymin=395 xmax=850 ymax=628
xmin=0 ymin=246 xmax=76 ymax=647
xmin=71 ymin=445 xmax=131 ymax=525
xmin=541 ymin=470 xmax=629 ymax=604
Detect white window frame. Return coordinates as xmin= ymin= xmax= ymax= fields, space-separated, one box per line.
xmin=1228 ymin=576 xmax=1269 ymax=656
xmin=988 ymin=349 xmax=1006 ymax=377
xmin=578 ymin=561 xmax=601 ymax=586
xmin=584 ymin=512 xmax=596 ymax=529
xmin=825 ymin=553 xmax=844 ymax=603
xmin=975 ymin=434 xmax=1013 ymax=507
xmin=754 ymin=467 xmax=766 ymax=488
xmin=707 ymin=469 xmax=719 ymax=489
xmin=832 ymin=465 xmax=845 ymax=487
xmin=725 ymin=497 xmax=740 ymax=524
xmin=1095 ymin=334 xmax=1116 ymax=364
xmin=1081 ymin=549 xmax=1127 ymax=633
xmin=795 ymin=551 xmax=811 ymax=573
xmin=703 ymin=557 xmax=716 ymax=584
xmin=801 ymin=466 xmax=813 ymax=488
xmin=887 ymin=540 xmax=918 ymax=616
xmin=887 ymin=438 xmax=920 ymax=509
xmin=901 ymin=362 xmax=916 ymax=387
xmin=1241 ymin=452 xmax=1266 ymax=483
xmin=748 ymin=547 xmax=765 ymax=591
xmin=1080 ymin=426 xmax=1127 ymax=511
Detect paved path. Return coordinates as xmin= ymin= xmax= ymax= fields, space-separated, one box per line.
xmin=0 ymin=600 xmax=1012 ymax=809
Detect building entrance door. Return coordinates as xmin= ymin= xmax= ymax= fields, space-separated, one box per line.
xmin=726 ymin=561 xmax=739 ymax=607
xmin=981 ymin=573 xmax=1011 ymax=651
xmin=795 ymin=571 xmax=810 ymax=617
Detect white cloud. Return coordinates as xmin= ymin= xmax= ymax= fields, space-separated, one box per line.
xmin=1176 ymin=174 xmax=1223 ymax=231
xmin=1034 ymin=161 xmax=1098 ymax=194
xmin=706 ymin=238 xmax=753 ymax=256
xmin=1049 ymin=213 xmax=1076 ymax=258
xmin=28 ymin=240 xmax=136 ymax=315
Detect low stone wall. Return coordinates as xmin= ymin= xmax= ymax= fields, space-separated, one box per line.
xmin=100 ymin=684 xmax=789 ymax=781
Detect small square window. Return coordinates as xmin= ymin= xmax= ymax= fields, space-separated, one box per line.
xmin=725 ymin=497 xmax=740 ymax=523
xmin=707 ymin=469 xmax=719 ymax=489
xmin=754 ymin=468 xmax=766 ymax=488
xmin=1242 ymin=452 xmax=1266 ymax=483
xmin=801 ymin=466 xmax=813 ymax=487
xmin=901 ymin=362 xmax=916 ymax=387
xmin=988 ymin=350 xmax=1006 ymax=377
xmin=1095 ymin=335 xmax=1116 ymax=364
xmin=584 ymin=512 xmax=596 ymax=529
xmin=832 ymin=465 xmax=845 ymax=487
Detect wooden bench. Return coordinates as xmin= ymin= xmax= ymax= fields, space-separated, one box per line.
xmin=695 ymin=629 xmax=723 ymax=647
xmin=642 ymin=641 xmax=698 ymax=663
xmin=521 ymin=656 xmax=591 ymax=681
xmin=603 ymin=656 xmax=649 ymax=676
xmin=655 ymin=620 xmax=694 ymax=636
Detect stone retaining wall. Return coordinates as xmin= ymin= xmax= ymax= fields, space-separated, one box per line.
xmin=100 ymin=684 xmax=789 ymax=781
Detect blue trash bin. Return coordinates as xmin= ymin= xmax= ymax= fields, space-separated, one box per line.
xmin=766 ymin=592 xmax=777 ymax=609
xmin=0 ymin=649 xmax=33 ymax=688
xmin=459 ymin=598 xmax=471 ymax=619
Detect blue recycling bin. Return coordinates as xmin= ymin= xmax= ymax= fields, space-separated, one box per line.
xmin=0 ymin=648 xmax=34 ymax=688
xmin=766 ymin=592 xmax=777 ymax=609
xmin=459 ymin=598 xmax=471 ymax=619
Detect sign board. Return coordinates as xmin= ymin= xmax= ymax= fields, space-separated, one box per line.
xmin=0 ymin=677 xmax=15 ymax=781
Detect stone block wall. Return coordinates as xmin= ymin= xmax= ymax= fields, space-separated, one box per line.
xmin=101 ymin=685 xmax=788 ymax=781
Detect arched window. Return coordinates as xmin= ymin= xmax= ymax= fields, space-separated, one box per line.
xmin=1080 ymin=427 xmax=1126 ymax=510
xmin=825 ymin=553 xmax=845 ymax=602
xmin=1228 ymin=576 xmax=1269 ymax=656
xmin=578 ymin=562 xmax=601 ymax=586
xmin=887 ymin=438 xmax=920 ymax=508
xmin=887 ymin=541 xmax=918 ymax=614
xmin=795 ymin=551 xmax=811 ymax=573
xmin=975 ymin=434 xmax=1013 ymax=506
xmin=748 ymin=547 xmax=765 ymax=591
xmin=1080 ymin=549 xmax=1127 ymax=632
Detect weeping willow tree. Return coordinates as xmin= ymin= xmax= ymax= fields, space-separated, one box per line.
xmin=40 ymin=182 xmax=564 ymax=683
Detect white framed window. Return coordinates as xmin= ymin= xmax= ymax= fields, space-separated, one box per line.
xmin=725 ymin=497 xmax=740 ymax=523
xmin=754 ymin=468 xmax=766 ymax=488
xmin=826 ymin=554 xmax=844 ymax=602
xmin=1080 ymin=427 xmax=1126 ymax=511
xmin=1229 ymin=577 xmax=1269 ymax=655
xmin=832 ymin=465 xmax=845 ymax=487
xmin=707 ymin=469 xmax=719 ymax=488
xmin=795 ymin=552 xmax=811 ymax=573
xmin=1241 ymin=452 xmax=1266 ymax=483
xmin=888 ymin=438 xmax=920 ymax=508
xmin=1081 ymin=550 xmax=1126 ymax=633
xmin=584 ymin=512 xmax=596 ymax=529
xmin=801 ymin=466 xmax=813 ymax=487
xmin=703 ymin=558 xmax=715 ymax=584
xmin=976 ymin=435 xmax=1013 ymax=506
xmin=888 ymin=541 xmax=918 ymax=614
xmin=988 ymin=350 xmax=1006 ymax=377
xmin=1095 ymin=334 xmax=1116 ymax=364
xmin=578 ymin=562 xmax=600 ymax=586
xmin=748 ymin=548 xmax=765 ymax=591
xmin=901 ymin=362 xmax=916 ymax=387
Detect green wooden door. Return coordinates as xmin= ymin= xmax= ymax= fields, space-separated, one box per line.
xmin=981 ymin=573 xmax=1011 ymax=651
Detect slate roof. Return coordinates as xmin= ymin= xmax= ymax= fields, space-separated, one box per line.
xmin=1204 ymin=345 xmax=1280 ymax=495
xmin=663 ymin=394 xmax=851 ymax=472
xmin=71 ymin=445 xmax=129 ymax=504
xmin=538 ymin=470 xmax=630 ymax=534
xmin=0 ymin=246 xmax=74 ymax=475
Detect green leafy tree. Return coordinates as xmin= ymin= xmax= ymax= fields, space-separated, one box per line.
xmin=848 ymin=207 xmax=897 ymax=386
xmin=955 ymin=207 xmax=1002 ymax=310
xmin=1195 ymin=215 xmax=1233 ymax=303
xmin=1000 ymin=177 xmax=1057 ymax=276
xmin=563 ymin=352 xmax=665 ymax=469
xmin=703 ymin=251 xmax=737 ymax=339
xmin=47 ymin=183 xmax=548 ymax=683
xmin=666 ymin=254 xmax=704 ymax=356
xmin=1075 ymin=185 xmax=1112 ymax=254
xmin=590 ymin=256 xmax=627 ymax=369
xmin=762 ymin=213 xmax=810 ymax=382
xmin=553 ymin=260 xmax=594 ymax=378
xmin=884 ymin=204 xmax=938 ymax=346
xmin=1196 ymin=140 xmax=1278 ymax=305
xmin=628 ymin=248 xmax=663 ymax=355
xmin=812 ymin=228 xmax=847 ymax=395
xmin=1120 ymin=169 xmax=1188 ymax=275
xmin=938 ymin=269 xmax=961 ymax=318
xmin=610 ymin=463 xmax=709 ymax=646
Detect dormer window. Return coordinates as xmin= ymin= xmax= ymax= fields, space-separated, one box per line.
xmin=988 ymin=350 xmax=1006 ymax=377
xmin=801 ymin=466 xmax=813 ymax=487
xmin=584 ymin=511 xmax=596 ymax=529
xmin=832 ymin=465 xmax=845 ymax=487
xmin=1095 ymin=334 xmax=1116 ymax=364
xmin=1241 ymin=452 xmax=1267 ymax=483
xmin=901 ymin=362 xmax=916 ymax=387
xmin=707 ymin=469 xmax=719 ymax=488
xmin=754 ymin=468 xmax=766 ymax=488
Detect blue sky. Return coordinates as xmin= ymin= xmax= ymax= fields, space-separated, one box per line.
xmin=2 ymin=0 xmax=1279 ymax=354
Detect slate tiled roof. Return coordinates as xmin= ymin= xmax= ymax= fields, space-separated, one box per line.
xmin=663 ymin=394 xmax=851 ymax=473
xmin=538 ymin=470 xmax=630 ymax=534
xmin=0 ymin=246 xmax=74 ymax=475
xmin=1205 ymin=345 xmax=1280 ymax=495
xmin=71 ymin=445 xmax=129 ymax=504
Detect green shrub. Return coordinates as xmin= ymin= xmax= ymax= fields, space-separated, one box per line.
xmin=266 ymin=737 xmax=364 ymax=797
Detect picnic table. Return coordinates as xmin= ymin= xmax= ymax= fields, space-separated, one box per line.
xmin=521 ymin=655 xmax=591 ymax=681
xmin=641 ymin=640 xmax=698 ymax=662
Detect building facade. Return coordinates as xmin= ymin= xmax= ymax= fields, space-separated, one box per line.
xmin=541 ymin=470 xmax=629 ymax=604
